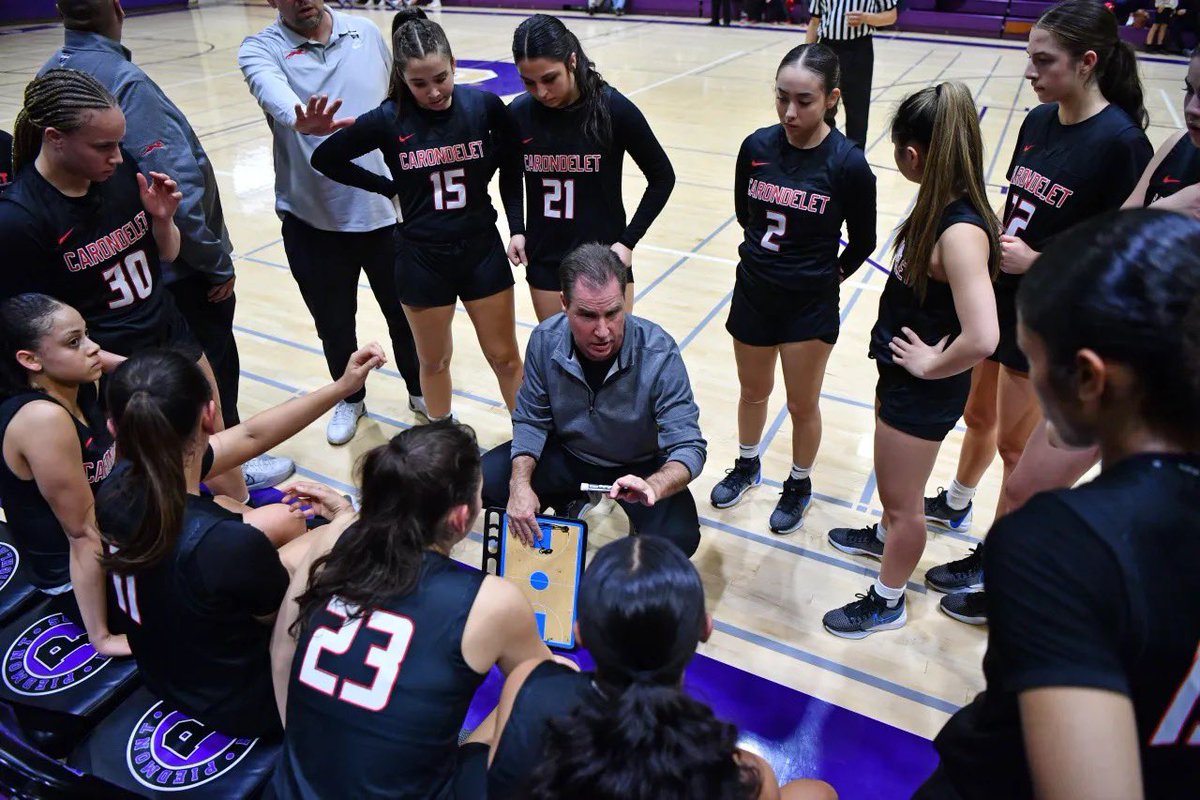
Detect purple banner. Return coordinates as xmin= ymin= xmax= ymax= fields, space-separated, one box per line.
xmin=0 ymin=0 xmax=188 ymax=26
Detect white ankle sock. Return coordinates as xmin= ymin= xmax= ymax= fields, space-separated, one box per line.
xmin=873 ymin=578 xmax=905 ymax=607
xmin=789 ymin=464 xmax=812 ymax=481
xmin=874 ymin=521 xmax=887 ymax=543
xmin=739 ymin=442 xmax=760 ymax=460
xmin=946 ymin=479 xmax=976 ymax=511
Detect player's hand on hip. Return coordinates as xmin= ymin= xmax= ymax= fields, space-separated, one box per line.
xmin=507 ymin=484 xmax=541 ymax=546
xmin=612 ymin=475 xmax=656 ymax=507
xmin=293 ymin=94 xmax=355 ymax=136
xmin=610 ymin=242 xmax=633 ymax=268
xmin=207 ymin=276 xmax=236 ymax=303
xmin=137 ymin=171 xmax=182 ymax=221
xmin=890 ymin=328 xmax=948 ymax=380
xmin=338 ymin=343 xmax=387 ymax=394
xmin=999 ymin=234 xmax=1038 ymax=275
xmin=507 ymin=234 xmax=528 ymax=267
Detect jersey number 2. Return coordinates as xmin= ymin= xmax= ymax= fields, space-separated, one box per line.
xmin=297 ymin=599 xmax=414 ymax=712
xmin=543 ymin=179 xmax=576 ymax=220
xmin=430 ymin=169 xmax=467 ymax=211
xmin=1151 ymin=642 xmax=1200 ymax=746
xmin=1005 ymin=198 xmax=1037 ymax=238
xmin=761 ymin=211 xmax=787 ymax=252
xmin=103 ymin=250 xmax=153 ymax=310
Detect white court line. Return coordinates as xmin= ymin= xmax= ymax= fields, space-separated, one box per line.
xmin=626 ymin=49 xmax=750 ymax=98
xmin=1161 ymin=88 xmax=1184 ymax=129
xmin=638 ymin=243 xmax=884 ymax=293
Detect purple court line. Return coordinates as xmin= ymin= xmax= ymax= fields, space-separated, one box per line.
xmin=235 ymin=324 xmax=504 ymax=408
xmin=857 ymin=469 xmax=878 ymax=513
xmin=986 ymin=74 xmax=1029 ymax=185
xmin=865 ymin=49 xmax=963 ymax=158
xmin=711 ymin=620 xmax=962 ymax=715
xmin=635 ymin=214 xmax=739 ymax=301
xmin=700 ymin=515 xmax=929 ymax=594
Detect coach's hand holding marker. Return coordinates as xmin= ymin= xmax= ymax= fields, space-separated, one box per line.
xmin=293 ymin=94 xmax=355 ymax=136
xmin=611 ymin=475 xmax=658 ymax=507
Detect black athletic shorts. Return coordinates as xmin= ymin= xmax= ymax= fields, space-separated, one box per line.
xmin=986 ymin=279 xmax=1028 ymax=373
xmin=1156 ymin=6 xmax=1175 ymax=23
xmin=526 ymin=257 xmax=635 ymax=292
xmin=726 ymin=270 xmax=840 ymax=346
xmin=875 ymin=360 xmax=971 ymax=442
xmin=396 ymin=228 xmax=514 ymax=308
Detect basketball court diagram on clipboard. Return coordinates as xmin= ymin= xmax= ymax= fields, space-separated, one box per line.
xmin=482 ymin=509 xmax=587 ymax=650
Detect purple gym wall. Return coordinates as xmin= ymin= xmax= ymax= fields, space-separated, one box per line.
xmin=0 ymin=0 xmax=189 ymax=26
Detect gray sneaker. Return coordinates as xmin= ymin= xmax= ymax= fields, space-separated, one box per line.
xmin=327 ymin=400 xmax=366 ymax=445
xmin=242 ymin=454 xmax=295 ymax=491
xmin=925 ymin=544 xmax=984 ymax=593
xmin=940 ymin=590 xmax=988 ymax=625
xmin=408 ymin=395 xmax=430 ymax=423
xmin=828 ymin=525 xmax=885 ymax=560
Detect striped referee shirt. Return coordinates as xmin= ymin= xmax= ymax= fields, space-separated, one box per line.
xmin=812 ymin=0 xmax=898 ymax=41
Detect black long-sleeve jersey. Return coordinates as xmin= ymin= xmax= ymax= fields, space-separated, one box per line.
xmin=506 ymin=85 xmax=675 ymax=267
xmin=734 ymin=125 xmax=876 ymax=290
xmin=311 ymin=86 xmax=520 ymax=244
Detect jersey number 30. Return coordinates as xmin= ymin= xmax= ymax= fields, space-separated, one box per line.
xmin=297 ymin=599 xmax=415 ymax=712
xmin=103 ymin=250 xmax=153 ymax=310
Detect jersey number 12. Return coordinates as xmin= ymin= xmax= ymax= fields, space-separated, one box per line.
xmin=297 ymin=599 xmax=415 ymax=712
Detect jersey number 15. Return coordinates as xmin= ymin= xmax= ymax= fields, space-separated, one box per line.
xmin=297 ymin=599 xmax=415 ymax=712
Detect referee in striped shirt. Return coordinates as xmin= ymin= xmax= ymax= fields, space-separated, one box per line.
xmin=806 ymin=0 xmax=898 ymax=149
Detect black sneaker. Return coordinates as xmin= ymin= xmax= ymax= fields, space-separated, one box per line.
xmin=924 ymin=488 xmax=974 ymax=532
xmin=827 ymin=525 xmax=884 ymax=560
xmin=823 ymin=586 xmax=907 ymax=639
xmin=940 ymin=590 xmax=987 ymax=625
xmin=769 ymin=477 xmax=811 ymax=534
xmin=709 ymin=457 xmax=761 ymax=509
xmin=925 ymin=544 xmax=984 ymax=593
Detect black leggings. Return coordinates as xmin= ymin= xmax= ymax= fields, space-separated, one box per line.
xmin=480 ymin=438 xmax=701 ymax=556
xmin=281 ymin=215 xmax=421 ymax=402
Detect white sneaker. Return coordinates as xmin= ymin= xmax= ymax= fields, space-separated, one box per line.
xmin=328 ymin=400 xmax=366 ymax=445
xmin=408 ymin=395 xmax=430 ymax=423
xmin=242 ymin=454 xmax=295 ymax=491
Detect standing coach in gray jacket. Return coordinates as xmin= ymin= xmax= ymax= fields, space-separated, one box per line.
xmin=481 ymin=244 xmax=706 ymax=557
xmin=41 ymin=0 xmax=294 ymax=492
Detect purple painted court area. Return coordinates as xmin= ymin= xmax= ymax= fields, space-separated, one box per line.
xmin=0 ymin=0 xmax=186 ymax=25
xmin=463 ymin=649 xmax=938 ymax=799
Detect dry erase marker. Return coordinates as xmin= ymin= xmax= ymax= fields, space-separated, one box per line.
xmin=580 ymin=483 xmax=614 ymax=493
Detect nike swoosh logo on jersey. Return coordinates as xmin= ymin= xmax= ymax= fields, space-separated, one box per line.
xmin=398 ymin=133 xmax=416 ymax=143
xmin=751 ymin=160 xmax=771 ymax=167
xmin=1163 ymin=175 xmax=1182 ymax=184
xmin=57 ymin=227 xmax=75 ymax=246
xmin=141 ymin=140 xmax=166 ymax=156
xmin=521 ymin=137 xmax=534 ymax=145
xmin=1022 ymin=144 xmax=1035 ymax=152
xmin=285 ymin=48 xmax=306 ymax=59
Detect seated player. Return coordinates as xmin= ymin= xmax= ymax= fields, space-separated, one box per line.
xmin=914 ymin=209 xmax=1200 ymax=799
xmin=0 ymin=294 xmax=126 ymax=654
xmin=487 ymin=536 xmax=836 ymax=800
xmin=481 ymin=244 xmax=707 ymax=557
xmin=268 ymin=421 xmax=550 ymax=799
xmin=96 ymin=343 xmax=387 ymax=737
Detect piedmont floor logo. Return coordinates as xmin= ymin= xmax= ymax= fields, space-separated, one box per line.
xmin=2 ymin=612 xmax=109 ymax=696
xmin=455 ymin=60 xmax=524 ymax=98
xmin=0 ymin=541 xmax=18 ymax=593
xmin=126 ymin=702 xmax=258 ymax=791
